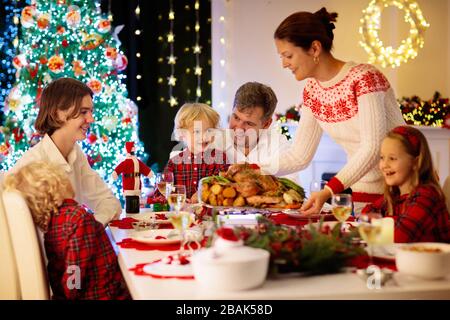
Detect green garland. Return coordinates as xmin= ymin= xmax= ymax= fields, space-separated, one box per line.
xmin=232 ymin=217 xmax=364 ymax=276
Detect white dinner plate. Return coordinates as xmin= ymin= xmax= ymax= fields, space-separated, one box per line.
xmin=131 ymin=229 xmax=181 ymax=245
xmin=130 ymin=211 xmax=172 ymax=224
xmin=305 ymin=220 xmax=358 ymax=230
xmin=143 ymin=259 xmax=194 ymax=278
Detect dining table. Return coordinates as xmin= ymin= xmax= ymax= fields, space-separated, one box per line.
xmin=106 ymin=208 xmax=450 ymax=300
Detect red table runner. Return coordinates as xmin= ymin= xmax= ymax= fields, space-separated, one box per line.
xmin=129 ymin=261 xmax=195 ymax=280
xmin=117 ymin=237 xmax=207 ymax=251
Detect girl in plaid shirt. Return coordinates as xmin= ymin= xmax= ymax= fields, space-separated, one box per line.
xmin=164 ymin=103 xmax=229 ymax=200
xmin=362 ymin=126 xmax=450 ymax=243
xmin=4 ymin=161 xmax=130 ymax=300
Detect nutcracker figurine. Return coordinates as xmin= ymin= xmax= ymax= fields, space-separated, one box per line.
xmin=112 ymin=142 xmax=153 ymax=213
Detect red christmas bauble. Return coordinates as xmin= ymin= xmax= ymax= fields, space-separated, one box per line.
xmin=62 ymin=39 xmax=69 ymax=47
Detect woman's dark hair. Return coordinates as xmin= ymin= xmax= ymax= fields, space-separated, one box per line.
xmin=274 ymin=7 xmax=338 ymax=52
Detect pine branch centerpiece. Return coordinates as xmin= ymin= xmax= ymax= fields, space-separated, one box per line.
xmin=216 ymin=217 xmax=365 ymax=276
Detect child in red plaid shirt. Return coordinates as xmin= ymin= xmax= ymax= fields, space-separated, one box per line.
xmin=4 ymin=161 xmax=130 ymax=300
xmin=163 ymin=103 xmax=229 ymax=200
xmin=362 ymin=126 xmax=450 ymax=243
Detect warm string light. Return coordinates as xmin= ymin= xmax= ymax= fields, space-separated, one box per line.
xmin=193 ymin=0 xmax=202 ymax=101
xmin=359 ymin=0 xmax=429 ymax=68
xmin=167 ymin=0 xmax=177 ymax=107
xmin=134 ymin=0 xmax=142 ymax=102
xmin=217 ymin=12 xmax=226 ymax=111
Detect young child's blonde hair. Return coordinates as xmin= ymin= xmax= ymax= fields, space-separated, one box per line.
xmin=173 ymin=103 xmax=220 ymax=140
xmin=3 ymin=161 xmax=74 ymax=232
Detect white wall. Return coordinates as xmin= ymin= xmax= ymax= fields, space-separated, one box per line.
xmin=212 ymin=0 xmax=450 ymax=121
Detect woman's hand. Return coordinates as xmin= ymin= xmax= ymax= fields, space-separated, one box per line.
xmin=300 ymin=188 xmax=332 ymax=215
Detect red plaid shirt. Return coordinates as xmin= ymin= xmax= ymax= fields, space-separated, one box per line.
xmin=45 ymin=199 xmax=130 ymax=300
xmin=163 ymin=149 xmax=229 ymax=199
xmin=362 ymin=185 xmax=450 ymax=243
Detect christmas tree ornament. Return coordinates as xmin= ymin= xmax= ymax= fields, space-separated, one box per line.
xmin=39 ymin=56 xmax=48 ymax=65
xmin=71 ymin=60 xmax=86 ymax=76
xmin=113 ymin=53 xmax=128 ymax=71
xmin=36 ymin=13 xmax=50 ymax=29
xmin=80 ymin=33 xmax=103 ymax=50
xmin=65 ymin=6 xmax=81 ymax=28
xmin=105 ymin=46 xmax=118 ymax=60
xmin=97 ymin=19 xmax=111 ymax=33
xmin=87 ymin=78 xmax=102 ymax=94
xmin=112 ymin=142 xmax=154 ymax=213
xmin=87 ymin=132 xmax=98 ymax=144
xmin=13 ymin=54 xmax=28 ymax=69
xmin=56 ymin=25 xmax=66 ymax=34
xmin=47 ymin=55 xmax=65 ymax=73
xmin=103 ymin=115 xmax=118 ymax=132
xmin=21 ymin=6 xmax=36 ymax=28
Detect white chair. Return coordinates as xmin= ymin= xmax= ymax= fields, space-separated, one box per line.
xmin=0 ymin=172 xmax=21 ymax=299
xmin=2 ymin=189 xmax=50 ymax=300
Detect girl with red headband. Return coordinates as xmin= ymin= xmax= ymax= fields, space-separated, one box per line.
xmin=362 ymin=126 xmax=450 ymax=243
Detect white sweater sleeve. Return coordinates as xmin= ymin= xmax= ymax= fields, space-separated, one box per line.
xmin=332 ymin=92 xmax=387 ymax=191
xmin=77 ymin=147 xmax=122 ymax=226
xmin=261 ymin=107 xmax=322 ymax=176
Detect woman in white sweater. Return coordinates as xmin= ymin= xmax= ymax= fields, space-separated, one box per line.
xmin=270 ymin=8 xmax=405 ymax=214
xmin=9 ymin=78 xmax=121 ymax=226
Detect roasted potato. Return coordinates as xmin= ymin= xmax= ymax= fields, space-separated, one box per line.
xmin=222 ymin=186 xmax=236 ymax=198
xmin=222 ymin=198 xmax=234 ymax=206
xmin=201 ymin=188 xmax=211 ymax=203
xmin=210 ymin=184 xmax=223 ymax=195
xmin=233 ymin=195 xmax=245 ymax=207
xmin=208 ymin=193 xmax=217 ymax=206
xmin=217 ymin=194 xmax=224 ymax=206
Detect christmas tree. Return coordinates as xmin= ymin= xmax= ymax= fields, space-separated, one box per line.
xmin=0 ymin=0 xmax=147 ymax=198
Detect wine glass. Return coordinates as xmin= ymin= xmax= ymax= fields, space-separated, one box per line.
xmin=331 ymin=194 xmax=352 ymax=231
xmin=167 ymin=185 xmax=191 ymax=254
xmin=155 ymin=172 xmax=174 ymax=200
xmin=358 ymin=212 xmax=383 ymax=266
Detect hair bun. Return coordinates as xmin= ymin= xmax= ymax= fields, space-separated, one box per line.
xmin=314 ymin=7 xmax=338 ymax=39
xmin=314 ymin=7 xmax=338 ymax=23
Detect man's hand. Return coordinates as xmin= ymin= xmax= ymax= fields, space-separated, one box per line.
xmin=300 ymin=188 xmax=332 ymax=215
xmin=190 ymin=192 xmax=199 ymax=204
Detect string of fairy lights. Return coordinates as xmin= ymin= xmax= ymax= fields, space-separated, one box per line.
xmin=193 ymin=0 xmax=202 ymax=101
xmin=134 ymin=0 xmax=143 ymax=103
xmin=167 ymin=0 xmax=177 ymax=107
xmin=359 ymin=0 xmax=429 ymax=68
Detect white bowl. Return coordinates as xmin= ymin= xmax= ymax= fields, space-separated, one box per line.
xmin=395 ymin=242 xmax=450 ymax=279
xmin=191 ymin=244 xmax=270 ymax=291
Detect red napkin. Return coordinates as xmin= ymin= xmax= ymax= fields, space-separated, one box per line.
xmin=109 ymin=217 xmax=173 ymax=230
xmin=116 ymin=237 xmax=207 ymax=251
xmin=129 ymin=262 xmax=194 ymax=280
xmin=347 ymin=255 xmax=397 ymax=271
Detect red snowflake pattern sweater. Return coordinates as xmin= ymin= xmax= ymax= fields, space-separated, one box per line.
xmin=265 ymin=62 xmax=405 ymax=202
